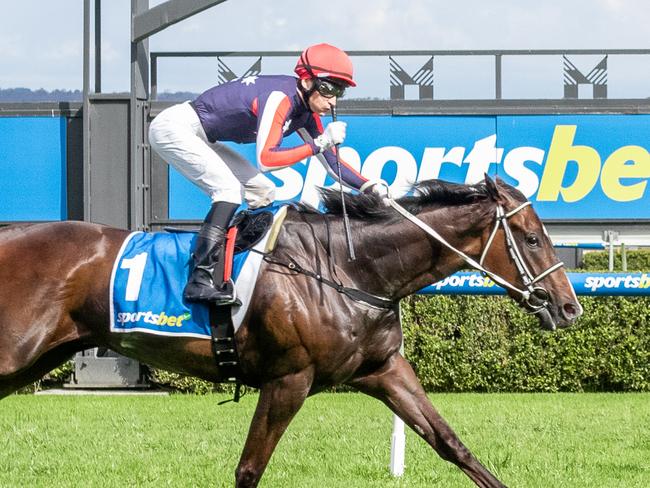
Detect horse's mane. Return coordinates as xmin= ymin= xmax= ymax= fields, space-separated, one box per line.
xmin=296 ymin=179 xmax=495 ymax=220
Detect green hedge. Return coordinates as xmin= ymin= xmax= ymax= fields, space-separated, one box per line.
xmin=399 ymin=248 xmax=650 ymax=393
xmin=148 ymin=369 xmax=238 ymax=395
xmin=582 ymin=248 xmax=650 ymax=271
xmin=401 ymin=294 xmax=650 ymax=392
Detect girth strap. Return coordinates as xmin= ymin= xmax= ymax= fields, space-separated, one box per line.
xmin=209 ymin=305 xmax=243 ymax=403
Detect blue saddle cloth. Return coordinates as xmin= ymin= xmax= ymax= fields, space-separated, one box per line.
xmin=110 ymin=205 xmax=285 ymax=338
xmin=110 ymin=231 xmax=253 ymax=338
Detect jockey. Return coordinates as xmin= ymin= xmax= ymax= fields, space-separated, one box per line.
xmin=149 ymin=43 xmax=370 ymax=305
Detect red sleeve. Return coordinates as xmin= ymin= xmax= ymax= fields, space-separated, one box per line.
xmin=256 ymin=91 xmax=316 ymax=171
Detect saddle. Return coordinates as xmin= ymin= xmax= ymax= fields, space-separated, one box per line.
xmin=166 ymin=208 xmax=280 ymax=284
xmin=220 ymin=208 xmax=276 ymax=284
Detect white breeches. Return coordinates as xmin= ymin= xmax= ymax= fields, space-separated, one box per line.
xmin=148 ymin=102 xmax=276 ymax=208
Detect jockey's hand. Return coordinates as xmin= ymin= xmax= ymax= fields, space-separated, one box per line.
xmin=360 ymin=180 xmax=391 ymax=199
xmin=314 ymin=121 xmax=347 ymax=152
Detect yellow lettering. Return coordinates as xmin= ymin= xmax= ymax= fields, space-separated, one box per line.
xmin=537 ymin=125 xmax=601 ymax=202
xmin=641 ymin=274 xmax=650 ymax=289
xmin=149 ymin=311 xmax=189 ymax=327
xmin=600 ymin=145 xmax=650 ymax=201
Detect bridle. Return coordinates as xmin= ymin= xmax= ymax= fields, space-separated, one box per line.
xmin=478 ymin=201 xmax=564 ymax=312
xmin=387 ymin=194 xmax=565 ymax=314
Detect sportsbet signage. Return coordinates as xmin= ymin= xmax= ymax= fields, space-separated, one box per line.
xmin=423 ymin=271 xmax=650 ymax=296
xmin=168 ymin=114 xmax=650 ymax=220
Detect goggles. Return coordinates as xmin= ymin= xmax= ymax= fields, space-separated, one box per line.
xmin=314 ymin=78 xmax=346 ymax=99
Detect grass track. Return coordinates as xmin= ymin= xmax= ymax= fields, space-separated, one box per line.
xmin=0 ymin=392 xmax=648 ymax=487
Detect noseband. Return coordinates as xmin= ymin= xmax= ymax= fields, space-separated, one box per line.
xmin=387 ymin=197 xmax=564 ymax=313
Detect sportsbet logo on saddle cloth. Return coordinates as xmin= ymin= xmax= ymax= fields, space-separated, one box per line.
xmin=110 ymin=206 xmax=287 ymax=338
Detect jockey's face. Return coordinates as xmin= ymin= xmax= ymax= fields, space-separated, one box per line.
xmin=301 ymin=79 xmax=338 ymax=115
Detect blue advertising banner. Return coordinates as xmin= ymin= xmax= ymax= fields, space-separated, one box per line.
xmin=0 ymin=117 xmax=67 ymax=221
xmin=421 ymin=271 xmax=650 ymax=296
xmin=167 ymin=113 xmax=650 ymax=221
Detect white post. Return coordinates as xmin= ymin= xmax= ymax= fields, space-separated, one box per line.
xmin=390 ymin=413 xmax=406 ymax=476
xmin=390 ymin=304 xmax=406 ymax=476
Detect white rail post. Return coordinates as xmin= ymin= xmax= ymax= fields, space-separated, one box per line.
xmin=390 ymin=304 xmax=406 ymax=476
xmin=390 ymin=412 xmax=406 ymax=476
xmin=604 ymin=230 xmax=619 ymax=271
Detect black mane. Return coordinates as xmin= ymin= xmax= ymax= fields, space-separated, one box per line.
xmin=297 ymin=179 xmax=490 ymax=219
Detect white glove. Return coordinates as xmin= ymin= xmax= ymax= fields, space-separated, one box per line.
xmin=360 ymin=180 xmax=391 ymax=199
xmin=313 ymin=121 xmax=347 ymax=152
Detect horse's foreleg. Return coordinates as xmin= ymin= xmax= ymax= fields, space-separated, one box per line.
xmin=349 ymin=353 xmax=506 ymax=488
xmin=235 ymin=368 xmax=314 ymax=488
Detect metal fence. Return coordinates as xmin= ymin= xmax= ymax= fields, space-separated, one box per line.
xmin=151 ymin=49 xmax=650 ymax=105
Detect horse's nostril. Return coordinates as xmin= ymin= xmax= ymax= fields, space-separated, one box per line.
xmin=562 ymin=302 xmax=582 ymax=320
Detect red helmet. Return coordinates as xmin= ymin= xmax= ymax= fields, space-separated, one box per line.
xmin=294 ymin=43 xmax=356 ymax=87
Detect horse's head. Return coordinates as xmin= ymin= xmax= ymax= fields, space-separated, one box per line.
xmin=478 ymin=175 xmax=583 ymax=330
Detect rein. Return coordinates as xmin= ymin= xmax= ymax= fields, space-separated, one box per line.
xmin=386 ymin=197 xmax=564 ymax=311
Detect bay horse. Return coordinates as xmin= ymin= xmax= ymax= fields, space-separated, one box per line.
xmin=0 ymin=176 xmax=581 ymax=487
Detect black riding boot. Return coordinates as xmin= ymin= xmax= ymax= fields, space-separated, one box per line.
xmin=184 ymin=202 xmax=238 ymax=304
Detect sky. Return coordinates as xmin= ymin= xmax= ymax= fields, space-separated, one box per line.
xmin=1 ymin=0 xmax=649 ymax=99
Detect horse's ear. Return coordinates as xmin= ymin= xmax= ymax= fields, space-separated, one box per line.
xmin=483 ymin=174 xmax=500 ymax=201
xmin=495 ymin=175 xmax=508 ymax=186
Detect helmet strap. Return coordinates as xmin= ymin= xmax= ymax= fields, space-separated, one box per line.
xmin=296 ymin=78 xmax=317 ymax=110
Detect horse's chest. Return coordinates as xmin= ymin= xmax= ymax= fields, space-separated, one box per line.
xmin=358 ymin=322 xmax=402 ymax=362
xmin=315 ymin=314 xmax=401 ymax=377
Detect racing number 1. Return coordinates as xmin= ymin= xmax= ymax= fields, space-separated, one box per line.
xmin=120 ymin=252 xmax=148 ymax=301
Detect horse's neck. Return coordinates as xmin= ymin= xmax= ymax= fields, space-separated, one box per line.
xmin=349 ymin=202 xmax=490 ymax=299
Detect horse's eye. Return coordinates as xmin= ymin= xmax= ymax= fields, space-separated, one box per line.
xmin=526 ymin=233 xmax=540 ymax=248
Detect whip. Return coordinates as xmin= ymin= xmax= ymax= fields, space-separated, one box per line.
xmin=330 ymin=105 xmax=356 ymax=261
